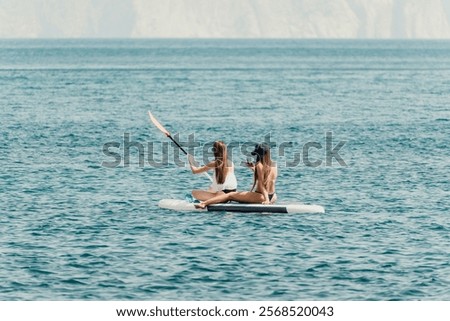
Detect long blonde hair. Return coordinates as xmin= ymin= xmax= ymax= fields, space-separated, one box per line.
xmin=213 ymin=141 xmax=228 ymax=184
xmin=251 ymin=143 xmax=273 ymax=191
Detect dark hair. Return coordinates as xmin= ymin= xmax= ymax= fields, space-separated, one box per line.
xmin=250 ymin=143 xmax=272 ymax=192
xmin=213 ymin=141 xmax=228 ymax=184
xmin=251 ymin=143 xmax=269 ymax=163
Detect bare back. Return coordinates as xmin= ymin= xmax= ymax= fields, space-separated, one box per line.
xmin=255 ymin=162 xmax=277 ymax=194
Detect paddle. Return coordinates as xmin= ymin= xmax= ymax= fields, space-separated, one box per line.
xmin=148 ymin=111 xmax=213 ymax=182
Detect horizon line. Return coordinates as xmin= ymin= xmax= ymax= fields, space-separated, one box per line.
xmin=2 ymin=37 xmax=450 ymax=41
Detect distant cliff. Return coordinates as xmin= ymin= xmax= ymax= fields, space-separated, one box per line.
xmin=1 ymin=0 xmax=450 ymax=38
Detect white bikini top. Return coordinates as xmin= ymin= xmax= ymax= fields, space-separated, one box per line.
xmin=210 ymin=162 xmax=237 ymax=192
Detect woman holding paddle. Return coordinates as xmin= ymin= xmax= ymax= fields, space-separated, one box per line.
xmin=190 ymin=141 xmax=237 ymax=201
xmin=148 ymin=112 xmax=236 ymax=201
xmin=195 ymin=143 xmax=277 ymax=209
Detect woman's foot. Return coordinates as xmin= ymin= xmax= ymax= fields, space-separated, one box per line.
xmin=194 ymin=202 xmax=207 ymax=209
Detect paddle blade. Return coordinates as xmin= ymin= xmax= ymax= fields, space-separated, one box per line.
xmin=188 ymin=154 xmax=199 ymax=167
xmin=148 ymin=111 xmax=170 ymax=137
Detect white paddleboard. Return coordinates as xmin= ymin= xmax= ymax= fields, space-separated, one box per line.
xmin=158 ymin=199 xmax=325 ymax=214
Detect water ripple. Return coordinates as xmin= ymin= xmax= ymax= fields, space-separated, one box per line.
xmin=1 ymin=40 xmax=449 ymax=300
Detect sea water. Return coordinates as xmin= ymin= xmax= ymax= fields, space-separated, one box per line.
xmin=0 ymin=39 xmax=449 ymax=300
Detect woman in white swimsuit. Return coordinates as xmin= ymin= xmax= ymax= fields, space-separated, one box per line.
xmin=190 ymin=141 xmax=237 ymax=201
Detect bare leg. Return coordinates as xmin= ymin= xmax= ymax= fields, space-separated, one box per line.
xmin=196 ymin=191 xmax=265 ymax=209
xmin=192 ymin=190 xmax=224 ymax=201
xmin=228 ymin=191 xmax=265 ymax=204
xmin=195 ymin=192 xmax=234 ymax=209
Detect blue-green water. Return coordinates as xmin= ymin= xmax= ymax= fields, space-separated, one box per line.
xmin=0 ymin=40 xmax=449 ymax=300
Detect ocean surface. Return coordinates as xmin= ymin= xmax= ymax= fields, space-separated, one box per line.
xmin=0 ymin=39 xmax=449 ymax=300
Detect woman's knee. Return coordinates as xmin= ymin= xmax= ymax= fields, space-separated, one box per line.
xmin=192 ymin=190 xmax=206 ymax=198
xmin=227 ymin=191 xmax=239 ymax=201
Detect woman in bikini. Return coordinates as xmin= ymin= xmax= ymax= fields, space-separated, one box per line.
xmin=195 ymin=143 xmax=277 ymax=208
xmin=190 ymin=141 xmax=237 ymax=201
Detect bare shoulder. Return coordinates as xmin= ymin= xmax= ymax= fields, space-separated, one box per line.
xmin=255 ymin=162 xmax=264 ymax=170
